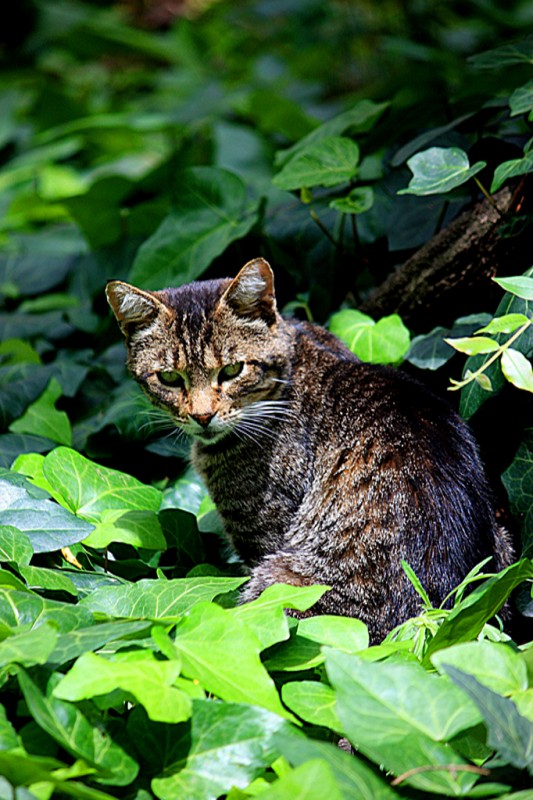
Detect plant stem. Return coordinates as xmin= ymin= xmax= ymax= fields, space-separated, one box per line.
xmin=473 ymin=176 xmax=503 ymax=217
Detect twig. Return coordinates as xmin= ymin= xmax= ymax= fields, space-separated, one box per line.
xmin=391 ymin=764 xmax=490 ymax=786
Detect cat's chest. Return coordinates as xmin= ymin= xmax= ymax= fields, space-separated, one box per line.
xmin=192 ymin=433 xmax=311 ymax=562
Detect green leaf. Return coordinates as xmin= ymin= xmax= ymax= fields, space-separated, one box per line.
xmin=296 ymin=615 xmax=369 ymax=653
xmin=172 ymin=601 xmax=291 ymax=718
xmin=424 ymin=559 xmax=533 ymax=660
xmin=230 ymin=584 xmax=329 ymax=651
xmin=502 ymin=435 xmax=533 ymax=555
xmin=275 ymin=100 xmax=389 ymax=166
xmin=329 ymin=309 xmax=410 ymax=364
xmin=18 ymin=669 xmax=139 ymax=786
xmin=129 ymin=167 xmax=259 ymax=290
xmin=0 ymin=524 xmax=33 ymax=565
xmin=80 ymin=576 xmax=247 ymax=620
xmin=491 ymin=151 xmax=533 ymax=192
xmin=10 ymin=378 xmax=72 ymax=446
xmin=273 ymin=136 xmax=360 ymax=190
xmin=476 ymin=314 xmax=530 ymax=335
xmin=468 ymin=41 xmax=533 ymax=69
xmin=329 ymin=186 xmax=374 ymax=214
xmin=19 ymin=566 xmax=78 ymax=596
xmin=49 ymin=620 xmax=152 ymax=666
xmin=42 ymin=447 xmax=162 ymax=522
xmin=258 ymin=759 xmax=344 ymax=800
xmin=432 ymin=641 xmax=528 ymax=695
xmin=0 ymin=364 xmax=51 ymax=428
xmin=0 ymin=587 xmax=93 ymax=632
xmin=444 ymin=336 xmax=499 ymax=355
xmin=0 ymin=623 xmax=58 ymax=668
xmin=281 ymin=681 xmax=342 ymax=734
xmin=443 ymin=666 xmax=533 ymax=774
xmin=325 ymin=650 xmax=480 ymax=794
xmin=151 ymin=699 xmax=290 ymax=800
xmin=406 ymin=314 xmax=491 ymax=370
xmin=510 ymin=79 xmax=533 ymax=117
xmin=83 ymin=510 xmax=167 ymax=549
xmin=493 ymin=276 xmax=533 ymax=301
xmin=0 ymin=470 xmax=94 ymax=553
xmin=398 ymin=147 xmax=486 ymax=196
xmin=54 ymin=651 xmax=191 ymax=723
xmin=501 ymin=348 xmax=533 ymax=392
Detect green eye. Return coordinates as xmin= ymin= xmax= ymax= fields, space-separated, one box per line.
xmin=218 ymin=362 xmax=244 ymax=383
xmin=158 ymin=370 xmax=184 ymax=388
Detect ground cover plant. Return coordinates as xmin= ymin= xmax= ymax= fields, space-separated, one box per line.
xmin=1 ymin=0 xmax=533 ymax=797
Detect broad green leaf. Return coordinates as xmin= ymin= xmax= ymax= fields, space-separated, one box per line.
xmin=510 ymin=79 xmax=533 ymax=117
xmin=275 ymin=100 xmax=389 ymax=166
xmin=271 ymin=731 xmax=402 ymax=800
xmin=0 ymin=338 xmax=41 ymax=365
xmin=502 ymin=435 xmax=533 ymax=555
xmin=281 ymin=681 xmax=342 ymax=734
xmin=0 ymin=702 xmax=19 ymax=749
xmin=18 ymin=565 xmax=78 ymax=596
xmin=0 ymin=622 xmax=58 ymax=668
xmin=297 ymin=615 xmax=369 ymax=653
xmin=0 ymin=471 xmax=94 ymax=553
xmin=406 ymin=314 xmax=491 ymax=370
xmin=424 ymin=559 xmax=533 ymax=660
xmin=129 ymin=167 xmax=259 ymax=290
xmin=432 ymin=641 xmax=528 ymax=695
xmin=162 ymin=467 xmax=207 ymax=515
xmin=151 ymin=699 xmax=290 ymax=800
xmin=476 ymin=314 xmax=530 ymax=335
xmin=9 ymin=378 xmax=72 ymax=446
xmin=273 ymin=136 xmax=359 ymax=191
xmin=491 ymin=151 xmax=533 ymax=192
xmin=398 ymin=147 xmax=486 ymax=196
xmin=48 ymin=620 xmax=152 ymax=666
xmin=263 ymin=627 xmax=324 ymax=673
xmin=0 ymin=363 xmax=51 ymax=428
xmin=444 ymin=666 xmax=533 ymax=774
xmin=329 ymin=309 xmax=410 ymax=364
xmin=42 ymin=447 xmax=161 ymax=522
xmin=0 ymin=433 xmax=55 ymax=469
xmin=80 ymin=576 xmax=247 ymax=619
xmin=18 ymin=669 xmax=139 ymax=786
xmin=325 ymin=650 xmax=480 ymax=794
xmin=329 ymin=186 xmax=374 ymax=214
xmin=83 ymin=509 xmax=167 ymax=549
xmin=0 ymin=525 xmax=33 ymax=565
xmin=230 ymin=584 xmax=329 ymax=651
xmin=444 ymin=336 xmax=499 ymax=356
xmin=468 ymin=41 xmax=533 ymax=69
xmin=258 ymin=759 xmax=344 ymax=800
xmin=172 ymin=601 xmax=291 ymax=718
xmin=501 ymin=348 xmax=533 ymax=392
xmin=0 ymin=587 xmax=93 ymax=632
xmin=493 ymin=276 xmax=533 ymax=301
xmin=54 ymin=651 xmax=191 ymax=723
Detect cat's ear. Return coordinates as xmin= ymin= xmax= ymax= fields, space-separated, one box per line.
xmin=221 ymin=258 xmax=277 ymax=325
xmin=106 ymin=281 xmax=172 ymax=334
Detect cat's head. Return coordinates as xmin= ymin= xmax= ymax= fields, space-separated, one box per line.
xmin=106 ymin=258 xmax=293 ymax=446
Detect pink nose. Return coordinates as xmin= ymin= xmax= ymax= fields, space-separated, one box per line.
xmin=190 ymin=413 xmax=214 ymax=428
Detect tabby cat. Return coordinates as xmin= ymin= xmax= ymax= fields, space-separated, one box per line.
xmin=106 ymin=258 xmax=513 ymax=642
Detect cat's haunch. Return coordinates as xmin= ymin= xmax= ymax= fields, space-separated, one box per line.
xmin=107 ymin=258 xmax=513 ymax=642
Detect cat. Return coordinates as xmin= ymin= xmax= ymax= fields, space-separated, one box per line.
xmin=106 ymin=257 xmax=514 ymax=642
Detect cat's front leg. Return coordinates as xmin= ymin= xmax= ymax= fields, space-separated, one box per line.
xmin=240 ymin=550 xmax=317 ymax=610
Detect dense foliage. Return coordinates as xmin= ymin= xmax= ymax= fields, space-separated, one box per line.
xmin=1 ymin=1 xmax=533 ymax=797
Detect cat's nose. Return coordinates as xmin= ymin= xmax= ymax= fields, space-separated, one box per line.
xmin=190 ymin=412 xmax=214 ymax=428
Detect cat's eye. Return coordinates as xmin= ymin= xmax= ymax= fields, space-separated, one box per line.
xmin=218 ymin=362 xmax=244 ymax=383
xmin=158 ymin=370 xmax=185 ymax=388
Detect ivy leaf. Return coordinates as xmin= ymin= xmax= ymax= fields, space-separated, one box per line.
xmin=443 ymin=666 xmax=533 ymax=774
xmin=258 ymin=759 xmax=344 ymax=800
xmin=129 ymin=167 xmax=259 ymax=290
xmin=468 ymin=41 xmax=533 ymax=69
xmin=281 ymin=682 xmax=342 ymax=734
xmin=491 ymin=151 xmax=533 ymax=192
xmin=493 ymin=275 xmax=533 ymax=301
xmin=9 ymin=378 xmax=72 ymax=446
xmin=151 ymin=699 xmax=290 ymax=800
xmin=54 ymin=651 xmax=191 ymax=724
xmin=42 ymin=447 xmax=162 ymax=522
xmin=502 ymin=434 xmax=533 ymax=556
xmin=0 ymin=524 xmax=33 ymax=565
xmin=0 ymin=623 xmax=58 ymax=668
xmin=329 ymin=186 xmax=374 ymax=214
xmin=80 ymin=576 xmax=247 ymax=620
xmin=0 ymin=470 xmax=94 ymax=553
xmin=501 ymin=348 xmax=533 ymax=393
xmin=444 ymin=335 xmax=499 ymax=356
xmin=83 ymin=509 xmax=167 ymax=550
xmin=398 ymin=147 xmax=486 ymax=196
xmin=0 ymin=587 xmax=94 ymax=632
xmin=510 ymin=79 xmax=533 ymax=117
xmin=431 ymin=640 xmax=529 ymax=695
xmin=329 ymin=309 xmax=410 ymax=364
xmin=273 ymin=136 xmax=360 ymax=191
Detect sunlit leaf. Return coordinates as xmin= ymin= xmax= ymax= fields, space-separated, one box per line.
xmin=398 ymin=147 xmax=486 ymax=195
